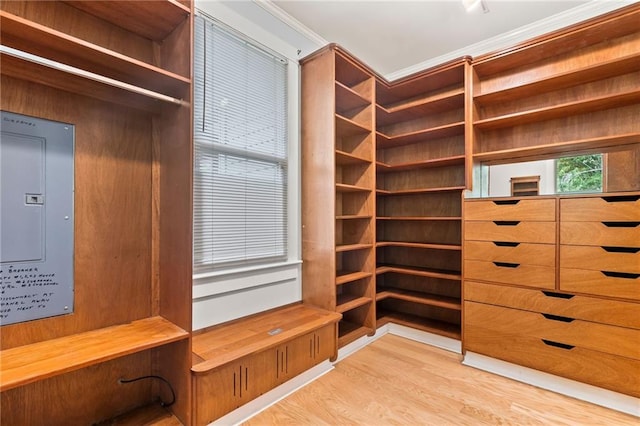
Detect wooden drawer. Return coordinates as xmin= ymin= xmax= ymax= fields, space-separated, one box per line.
xmin=464 ymin=281 xmax=640 ymax=329
xmin=561 ymin=195 xmax=640 ymax=222
xmin=465 ymin=301 xmax=640 ymax=360
xmin=464 ymin=323 xmax=640 ymax=398
xmin=560 ymin=222 xmax=640 ymax=246
xmin=465 ymin=221 xmax=556 ymax=244
xmin=465 ymin=198 xmax=556 ymax=221
xmin=464 ymin=241 xmax=555 ymax=267
xmin=560 ymin=268 xmax=640 ymax=301
xmin=561 ymin=245 xmax=640 ymax=273
xmin=464 ymin=259 xmax=555 ymax=289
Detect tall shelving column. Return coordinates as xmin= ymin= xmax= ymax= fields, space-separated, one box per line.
xmin=301 ymin=46 xmax=376 ymax=348
xmin=374 ymin=59 xmax=470 ymax=340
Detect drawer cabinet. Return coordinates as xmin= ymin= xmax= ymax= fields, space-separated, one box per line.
xmin=560 ymin=195 xmax=640 ymax=222
xmin=464 ymin=260 xmax=555 ymax=289
xmin=465 ymin=241 xmax=555 ymax=267
xmin=560 ymin=222 xmax=640 ymax=247
xmin=465 ymin=221 xmax=556 ymax=244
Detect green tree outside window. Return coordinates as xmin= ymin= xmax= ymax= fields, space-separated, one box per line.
xmin=556 ymin=154 xmax=603 ymax=193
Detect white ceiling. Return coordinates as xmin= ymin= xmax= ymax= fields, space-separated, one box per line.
xmin=265 ymin=0 xmax=634 ymax=79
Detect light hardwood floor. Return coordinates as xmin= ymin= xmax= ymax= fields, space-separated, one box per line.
xmin=243 ymin=334 xmax=638 ymax=425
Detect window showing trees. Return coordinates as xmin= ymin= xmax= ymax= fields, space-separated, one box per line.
xmin=556 ymin=154 xmax=603 ymax=193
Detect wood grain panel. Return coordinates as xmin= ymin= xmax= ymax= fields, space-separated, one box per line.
xmin=561 ymin=245 xmax=640 ymax=273
xmin=464 ymin=241 xmax=555 ymax=267
xmin=560 ymin=221 xmax=640 ymax=246
xmin=464 ymin=260 xmax=555 ymax=289
xmin=464 ymin=281 xmax=640 ymax=329
xmin=560 ymin=196 xmax=640 ymax=222
xmin=465 ymin=301 xmax=640 ymax=360
xmin=465 ymin=221 xmax=556 ymax=244
xmin=464 ymin=198 xmax=556 ymax=221
xmin=464 ymin=324 xmax=640 ymax=398
xmin=560 ymin=268 xmax=640 ymax=300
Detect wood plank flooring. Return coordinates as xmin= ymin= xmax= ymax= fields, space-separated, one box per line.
xmin=243 ymin=334 xmax=638 ymax=425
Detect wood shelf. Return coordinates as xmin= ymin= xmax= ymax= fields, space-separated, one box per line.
xmin=376 ymin=155 xmax=465 ymax=172
xmin=376 ymin=88 xmax=464 ymax=127
xmin=376 ymin=264 xmax=461 ymax=281
xmin=376 ymin=122 xmax=464 ymax=148
xmin=376 ymin=288 xmax=461 ymax=311
xmin=336 ymin=150 xmax=371 ymax=165
xmin=336 ymin=243 xmax=373 ymax=252
xmin=62 ymin=0 xmax=190 ymax=41
xmin=377 ymin=216 xmax=461 ymax=221
xmin=338 ymin=321 xmax=374 ymax=347
xmin=336 ymin=270 xmax=373 ymax=286
xmin=0 ymin=11 xmax=190 ymax=98
xmin=0 ymin=317 xmax=188 ymax=392
xmin=336 ymin=81 xmax=371 ymax=111
xmin=337 ymin=183 xmax=372 ymax=193
xmin=474 ymin=53 xmax=640 ymax=104
xmin=475 ymin=89 xmax=640 ymax=131
xmin=376 ymin=310 xmax=461 ymax=340
xmin=473 ymin=133 xmax=640 ymax=163
xmin=376 ymin=241 xmax=462 ymax=251
xmin=335 ymin=113 xmax=371 ymax=136
xmin=336 ymin=214 xmax=373 ymax=220
xmin=336 ymin=295 xmax=372 ymax=314
xmin=377 ymin=186 xmax=466 ymax=196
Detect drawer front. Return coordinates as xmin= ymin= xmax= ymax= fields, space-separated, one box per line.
xmin=465 ymin=198 xmax=556 ymax=221
xmin=561 ymin=196 xmax=640 ymax=222
xmin=465 ymin=301 xmax=640 ymax=360
xmin=464 ymin=241 xmax=555 ymax=267
xmin=464 ymin=259 xmax=555 ymax=289
xmin=561 ymin=245 xmax=640 ymax=273
xmin=464 ymin=323 xmax=640 ymax=398
xmin=465 ymin=221 xmax=556 ymax=244
xmin=561 ymin=222 xmax=640 ymax=246
xmin=560 ymin=268 xmax=640 ymax=300
xmin=464 ymin=281 xmax=640 ymax=329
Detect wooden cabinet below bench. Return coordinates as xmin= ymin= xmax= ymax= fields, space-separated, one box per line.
xmin=191 ymin=304 xmax=341 ymax=425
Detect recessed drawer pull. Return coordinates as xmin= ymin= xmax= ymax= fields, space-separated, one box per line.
xmin=493 ymin=261 xmax=520 ymax=268
xmin=541 ymin=290 xmax=575 ymax=299
xmin=602 ymin=221 xmax=640 ymax=228
xmin=493 ymin=200 xmax=520 ymax=205
xmin=601 ymin=246 xmax=640 ymax=254
xmin=493 ymin=221 xmax=520 ymax=226
xmin=542 ymin=339 xmax=575 ymax=350
xmin=601 ymin=271 xmax=640 ymax=279
xmin=493 ymin=241 xmax=520 ymax=247
xmin=602 ymin=195 xmax=640 ymax=203
xmin=542 ymin=313 xmax=575 ymax=323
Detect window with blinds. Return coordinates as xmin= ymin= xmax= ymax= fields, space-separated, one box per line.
xmin=193 ymin=13 xmax=288 ymax=272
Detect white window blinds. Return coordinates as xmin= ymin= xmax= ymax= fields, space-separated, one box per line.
xmin=194 ymin=14 xmax=288 ymax=271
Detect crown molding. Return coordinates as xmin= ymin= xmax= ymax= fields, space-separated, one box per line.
xmin=385 ymin=0 xmax=636 ymax=81
xmin=253 ymin=0 xmax=329 ymax=48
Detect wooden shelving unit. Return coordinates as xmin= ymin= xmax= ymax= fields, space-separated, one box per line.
xmin=471 ymin=5 xmax=640 ymax=166
xmin=374 ymin=59 xmax=470 ymax=340
xmin=301 ymin=45 xmax=377 ymax=348
xmin=0 ymin=1 xmax=192 ymax=424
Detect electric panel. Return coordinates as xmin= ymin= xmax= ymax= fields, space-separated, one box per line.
xmin=1 ymin=111 xmax=74 ymax=325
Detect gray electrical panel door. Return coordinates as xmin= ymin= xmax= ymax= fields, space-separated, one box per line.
xmin=1 ymin=111 xmax=74 ymax=325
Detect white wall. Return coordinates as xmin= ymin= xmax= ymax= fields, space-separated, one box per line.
xmin=488 ymin=160 xmax=556 ymax=197
xmin=192 ymin=0 xmax=314 ymax=331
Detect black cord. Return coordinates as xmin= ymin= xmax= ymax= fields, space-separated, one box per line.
xmin=118 ymin=375 xmax=176 ymax=407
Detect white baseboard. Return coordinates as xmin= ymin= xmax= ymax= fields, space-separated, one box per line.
xmin=387 ymin=323 xmax=462 ymax=354
xmin=210 ymin=360 xmax=334 ymax=426
xmin=463 ymin=351 xmax=640 ymax=418
xmin=335 ymin=324 xmax=390 ymax=362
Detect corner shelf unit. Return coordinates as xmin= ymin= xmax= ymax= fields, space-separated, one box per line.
xmin=373 ymin=59 xmax=470 ymax=341
xmin=471 ymin=5 xmax=640 ymax=165
xmin=0 ymin=1 xmax=192 ymax=424
xmin=302 ymin=46 xmax=377 ymax=348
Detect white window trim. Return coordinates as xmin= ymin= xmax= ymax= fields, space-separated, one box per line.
xmin=193 ymin=1 xmax=301 ymax=306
